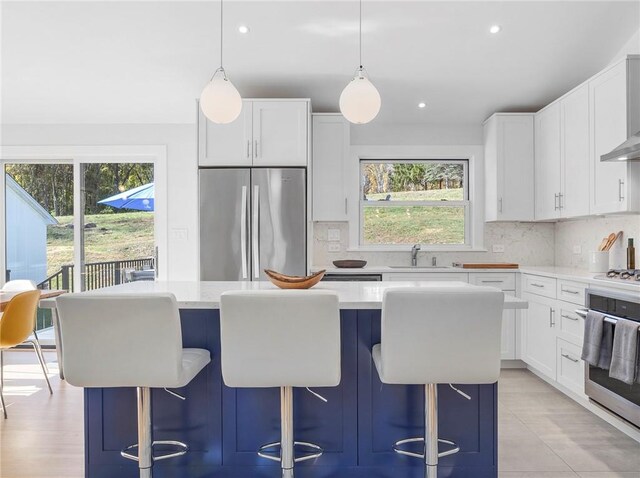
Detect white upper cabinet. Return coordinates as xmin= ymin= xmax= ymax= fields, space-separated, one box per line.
xmin=199 ymin=101 xmax=253 ymax=166
xmin=484 ymin=114 xmax=535 ymax=222
xmin=589 ymin=57 xmax=640 ymax=214
xmin=311 ymin=114 xmax=350 ymax=221
xmin=560 ymin=83 xmax=590 ymax=218
xmin=198 ymin=99 xmax=310 ymax=167
xmin=535 ymin=103 xmax=562 ymax=221
xmin=252 ymin=101 xmax=309 ymax=166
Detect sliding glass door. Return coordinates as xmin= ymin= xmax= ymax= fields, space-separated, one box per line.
xmin=79 ymin=162 xmax=155 ymax=291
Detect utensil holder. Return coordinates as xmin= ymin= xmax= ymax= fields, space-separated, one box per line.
xmin=589 ymin=251 xmax=609 ymax=273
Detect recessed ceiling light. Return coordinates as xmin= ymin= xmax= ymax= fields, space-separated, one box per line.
xmin=418 ymin=102 xmax=426 ymax=109
xmin=489 ymin=25 xmax=501 ymax=34
xmin=238 ymin=25 xmax=250 ymax=34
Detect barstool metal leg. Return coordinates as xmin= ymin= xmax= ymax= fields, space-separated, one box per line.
xmin=138 ymin=387 xmax=153 ymax=478
xmin=281 ymin=386 xmax=294 ymax=478
xmin=425 ymin=383 xmax=438 ymax=478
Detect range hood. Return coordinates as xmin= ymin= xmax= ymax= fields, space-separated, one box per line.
xmin=601 ymin=131 xmax=640 ymax=161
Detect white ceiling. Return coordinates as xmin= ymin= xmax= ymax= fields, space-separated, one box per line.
xmin=1 ymin=1 xmax=639 ymax=125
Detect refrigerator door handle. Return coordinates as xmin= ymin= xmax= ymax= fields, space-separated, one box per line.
xmin=253 ymin=184 xmax=260 ymax=278
xmin=240 ymin=186 xmax=248 ymax=279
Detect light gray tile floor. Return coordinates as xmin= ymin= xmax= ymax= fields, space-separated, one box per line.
xmin=498 ymin=369 xmax=640 ymax=477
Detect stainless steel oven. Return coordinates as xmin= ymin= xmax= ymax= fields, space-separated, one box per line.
xmin=577 ymin=288 xmax=640 ymax=428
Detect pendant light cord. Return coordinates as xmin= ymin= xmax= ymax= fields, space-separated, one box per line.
xmin=220 ymin=0 xmax=224 ymax=69
xmin=359 ymin=0 xmax=362 ymax=69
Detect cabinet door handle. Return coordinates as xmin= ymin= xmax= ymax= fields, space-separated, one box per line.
xmin=549 ymin=308 xmax=555 ymax=327
xmin=254 ymin=139 xmax=259 ymax=158
xmin=531 ymin=283 xmax=545 ymax=288
xmin=498 ymin=197 xmax=503 ymax=213
xmin=246 ymin=140 xmax=251 ymax=159
xmin=561 ymin=314 xmax=579 ymax=321
xmin=481 ymin=280 xmax=504 ymax=283
xmin=558 ymin=192 xmax=564 ymax=210
xmin=344 ymin=197 xmax=348 ymax=214
xmin=561 ymin=288 xmax=580 ymax=295
xmin=561 ymin=353 xmax=579 ymax=363
xmin=619 ymin=179 xmax=625 ymax=201
xmin=554 ymin=193 xmax=559 ymax=211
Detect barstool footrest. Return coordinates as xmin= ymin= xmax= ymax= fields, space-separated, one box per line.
xmin=393 ymin=437 xmax=460 ymax=459
xmin=121 ymin=440 xmax=188 ymax=462
xmin=258 ymin=441 xmax=323 ymax=463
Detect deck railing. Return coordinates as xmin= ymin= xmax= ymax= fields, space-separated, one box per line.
xmin=35 ymin=257 xmax=154 ymax=331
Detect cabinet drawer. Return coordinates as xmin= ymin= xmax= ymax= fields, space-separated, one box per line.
xmin=557 ymin=280 xmax=587 ymax=305
xmin=469 ymin=273 xmax=516 ymax=291
xmin=558 ymin=306 xmax=584 ymax=346
xmin=556 ymin=339 xmax=585 ymax=396
xmin=522 ymin=274 xmax=557 ymax=298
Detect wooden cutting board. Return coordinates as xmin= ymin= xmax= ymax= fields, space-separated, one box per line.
xmin=453 ymin=262 xmax=519 ymax=269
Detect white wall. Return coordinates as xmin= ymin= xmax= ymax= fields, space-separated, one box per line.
xmin=609 ymin=28 xmax=640 ymax=64
xmin=351 ymin=123 xmax=483 ymax=146
xmin=1 ymin=123 xmax=199 ymax=280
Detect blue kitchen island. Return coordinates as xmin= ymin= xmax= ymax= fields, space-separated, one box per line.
xmin=81 ymin=281 xmax=527 ymax=478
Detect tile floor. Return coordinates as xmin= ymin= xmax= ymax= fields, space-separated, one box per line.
xmin=0 ymin=352 xmax=638 ymax=477
xmin=498 ymin=369 xmax=640 ymax=477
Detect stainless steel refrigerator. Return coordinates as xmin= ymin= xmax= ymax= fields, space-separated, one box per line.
xmin=199 ymin=168 xmax=306 ymax=281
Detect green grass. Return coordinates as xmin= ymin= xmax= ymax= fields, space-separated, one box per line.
xmin=46 ymin=211 xmax=154 ymax=277
xmin=363 ymin=206 xmax=465 ymax=245
xmin=366 ymin=188 xmax=463 ymax=201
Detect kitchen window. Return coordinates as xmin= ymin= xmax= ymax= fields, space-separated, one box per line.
xmin=360 ymin=160 xmax=470 ymax=246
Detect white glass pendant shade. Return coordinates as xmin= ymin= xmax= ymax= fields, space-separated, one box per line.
xmin=200 ymin=73 xmax=242 ymax=124
xmin=339 ymin=72 xmax=381 ymax=124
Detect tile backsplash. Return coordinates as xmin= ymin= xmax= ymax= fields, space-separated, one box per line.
xmin=555 ymin=215 xmax=640 ymax=269
xmin=313 ymin=222 xmax=556 ymax=267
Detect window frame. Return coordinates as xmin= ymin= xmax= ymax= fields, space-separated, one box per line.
xmin=359 ymin=159 xmax=471 ymax=248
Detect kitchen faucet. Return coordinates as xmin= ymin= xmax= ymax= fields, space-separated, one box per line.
xmin=411 ymin=244 xmax=421 ymax=266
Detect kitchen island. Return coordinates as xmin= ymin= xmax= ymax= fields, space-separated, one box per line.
xmin=80 ymin=281 xmax=526 ymax=478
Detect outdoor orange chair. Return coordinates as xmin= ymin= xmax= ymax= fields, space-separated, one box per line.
xmin=0 ymin=290 xmax=53 ymax=419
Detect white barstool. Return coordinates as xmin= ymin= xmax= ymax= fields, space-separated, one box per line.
xmin=56 ymin=293 xmax=211 ymax=478
xmin=372 ymin=286 xmax=504 ymax=478
xmin=220 ymin=290 xmax=341 ymax=478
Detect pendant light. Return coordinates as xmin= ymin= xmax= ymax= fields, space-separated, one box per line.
xmin=200 ymin=0 xmax=242 ymax=124
xmin=339 ymin=0 xmax=381 ymax=124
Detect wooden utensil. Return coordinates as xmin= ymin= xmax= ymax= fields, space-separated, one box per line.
xmin=601 ymin=232 xmax=616 ymax=251
xmin=604 ymin=231 xmax=623 ymax=251
xmin=598 ymin=237 xmax=610 ymax=251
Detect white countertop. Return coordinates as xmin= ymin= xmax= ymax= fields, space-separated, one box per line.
xmin=316 ymin=265 xmax=519 ymax=274
xmin=81 ymin=280 xmax=528 ymax=310
xmin=519 ymin=266 xmax=640 ymax=293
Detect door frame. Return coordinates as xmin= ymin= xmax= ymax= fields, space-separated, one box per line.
xmin=0 ymin=145 xmax=168 ymax=288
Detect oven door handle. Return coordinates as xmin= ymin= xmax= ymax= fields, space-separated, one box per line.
xmin=575 ymin=308 xmax=588 ymax=318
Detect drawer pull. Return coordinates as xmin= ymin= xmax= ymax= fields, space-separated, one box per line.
xmin=561 ymin=353 xmax=579 ymax=363
xmin=562 ymin=289 xmax=580 ymax=295
xmin=481 ymin=280 xmax=504 ymax=283
xmin=531 ymin=283 xmax=545 ymax=288
xmin=561 ymin=314 xmax=579 ymax=321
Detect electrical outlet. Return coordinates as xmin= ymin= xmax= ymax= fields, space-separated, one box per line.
xmin=328 ymin=228 xmax=341 ymax=242
xmin=492 ymin=244 xmax=505 ymax=253
xmin=573 ymin=245 xmax=582 ymax=254
xmin=328 ymin=243 xmax=341 ymax=252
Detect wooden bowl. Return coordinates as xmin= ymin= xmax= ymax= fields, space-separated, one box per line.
xmin=264 ymin=269 xmax=326 ymax=289
xmin=333 ymin=260 xmax=367 ymax=269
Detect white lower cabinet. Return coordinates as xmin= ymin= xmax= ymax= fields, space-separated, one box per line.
xmin=500 ymin=309 xmax=517 ymax=360
xmin=382 ymin=272 xmax=469 ymax=282
xmin=522 ymin=293 xmax=557 ymax=380
xmin=556 ymin=338 xmax=585 ymax=396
